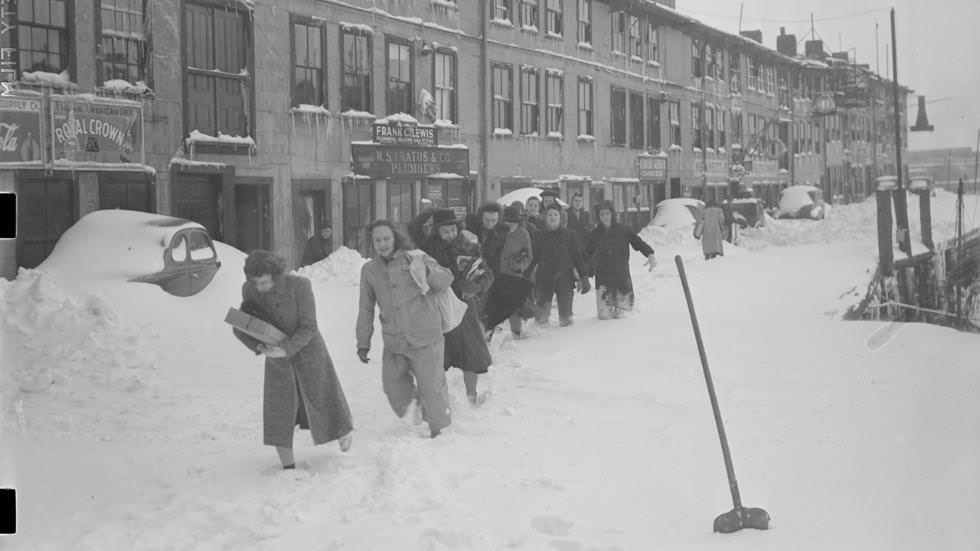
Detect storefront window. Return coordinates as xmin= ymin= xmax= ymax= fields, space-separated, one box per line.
xmin=387 ymin=180 xmax=415 ymax=224
xmin=343 ymin=177 xmax=374 ymax=255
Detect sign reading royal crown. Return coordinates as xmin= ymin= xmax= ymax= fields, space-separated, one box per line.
xmin=351 ymin=143 xmax=468 ymax=179
xmin=0 ymin=97 xmax=42 ymax=164
xmin=50 ymin=96 xmax=144 ymax=164
xmin=372 ymin=123 xmax=437 ymax=146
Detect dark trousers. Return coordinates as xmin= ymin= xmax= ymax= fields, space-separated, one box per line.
xmin=534 ymin=271 xmax=575 ymax=324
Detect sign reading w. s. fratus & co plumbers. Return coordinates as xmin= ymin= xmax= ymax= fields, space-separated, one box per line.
xmin=351 ymin=144 xmax=469 ymax=179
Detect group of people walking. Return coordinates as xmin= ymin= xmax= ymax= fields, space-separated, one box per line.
xmin=231 ymin=192 xmax=659 ymax=469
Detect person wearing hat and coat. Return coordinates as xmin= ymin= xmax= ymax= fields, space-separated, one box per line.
xmin=419 ymin=209 xmax=494 ymax=405
xmin=539 ymin=188 xmax=567 ymax=228
xmin=300 ymin=222 xmax=334 ymax=268
xmin=484 ymin=204 xmax=537 ymax=337
xmin=584 ymin=201 xmax=657 ymax=320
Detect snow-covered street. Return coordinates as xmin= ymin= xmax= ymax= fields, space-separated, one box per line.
xmin=3 ymin=195 xmax=980 ymax=550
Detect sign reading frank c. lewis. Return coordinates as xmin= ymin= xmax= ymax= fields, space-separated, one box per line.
xmin=373 ymin=124 xmax=437 ymax=146
xmin=352 ymin=144 xmax=468 ymax=179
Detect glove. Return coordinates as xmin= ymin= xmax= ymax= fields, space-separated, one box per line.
xmin=578 ymin=277 xmax=591 ymax=295
xmin=357 ymin=348 xmax=370 ymax=364
xmin=644 ymin=254 xmax=657 ymax=272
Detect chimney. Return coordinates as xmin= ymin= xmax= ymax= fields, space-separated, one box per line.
xmin=776 ymin=27 xmax=797 ymax=57
xmin=740 ymin=30 xmax=763 ymax=44
xmin=804 ymin=39 xmax=825 ymax=59
xmin=831 ymin=51 xmax=849 ymax=62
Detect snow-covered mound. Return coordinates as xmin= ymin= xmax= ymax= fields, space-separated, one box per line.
xmin=294 ymin=246 xmax=366 ymax=286
xmin=0 ymin=270 xmax=156 ymax=436
xmin=650 ymin=198 xmax=704 ymax=228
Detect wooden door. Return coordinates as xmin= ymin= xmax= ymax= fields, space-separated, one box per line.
xmin=235 ymin=184 xmax=271 ymax=253
xmin=17 ymin=178 xmax=75 ymax=268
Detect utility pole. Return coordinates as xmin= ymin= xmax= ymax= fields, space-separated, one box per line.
xmin=889 ymin=8 xmax=911 ymax=256
xmin=875 ymin=23 xmax=880 ymax=76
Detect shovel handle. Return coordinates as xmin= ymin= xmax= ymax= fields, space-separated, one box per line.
xmin=674 ymin=255 xmax=743 ymax=510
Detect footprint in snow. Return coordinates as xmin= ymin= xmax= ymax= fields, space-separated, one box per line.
xmin=532 ymin=515 xmax=573 ymax=536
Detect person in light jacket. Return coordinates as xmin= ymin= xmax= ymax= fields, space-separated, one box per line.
xmin=233 ymin=250 xmax=353 ymax=470
xmin=584 ymin=201 xmax=656 ymax=320
xmin=695 ymin=201 xmax=726 ymax=260
xmin=356 ymin=220 xmax=454 ymax=438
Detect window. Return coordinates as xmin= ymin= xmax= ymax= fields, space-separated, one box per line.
xmin=492 ymin=64 xmax=513 ymax=131
xmin=185 ymin=2 xmax=251 ymax=137
xmin=748 ymin=57 xmax=759 ymax=89
xmin=704 ymin=44 xmax=715 ymax=78
xmin=646 ymin=97 xmax=661 ymax=151
xmin=493 ymin=0 xmax=512 ymax=22
xmin=732 ymin=110 xmax=743 ymax=145
xmin=17 ymin=0 xmax=70 ymax=75
xmin=341 ymin=28 xmax=372 ymax=112
xmin=577 ymin=0 xmax=591 ymax=44
xmin=718 ymin=110 xmax=726 ymax=149
xmin=387 ymin=181 xmax=415 ymax=224
xmin=520 ymin=0 xmax=539 ymax=29
xmin=705 ymin=107 xmax=715 ymax=149
xmin=716 ymin=50 xmax=725 ymax=82
xmin=433 ymin=50 xmax=457 ymax=123
xmin=610 ymin=86 xmax=626 ymax=145
xmin=611 ymin=11 xmax=626 ymax=53
xmin=342 ymin=177 xmax=375 ymax=254
xmin=577 ymin=77 xmax=593 ymax=136
xmin=291 ymin=19 xmax=325 ymax=107
xmin=691 ymin=103 xmax=701 ymax=150
xmin=691 ymin=39 xmax=702 ymax=78
xmin=546 ymin=0 xmax=562 ymax=35
xmin=629 ymin=92 xmax=644 ymax=149
xmin=668 ymin=101 xmax=681 ymax=146
xmin=520 ymin=66 xmax=539 ymax=135
xmin=545 ymin=71 xmax=563 ymax=135
xmin=646 ymin=22 xmax=658 ymax=63
xmin=629 ymin=16 xmax=642 ymax=58
xmin=729 ymin=52 xmax=741 ymax=92
xmin=386 ymin=38 xmax=413 ymax=116
xmin=100 ymin=0 xmax=149 ymax=84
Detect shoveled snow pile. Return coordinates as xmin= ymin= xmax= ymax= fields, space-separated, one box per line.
xmin=0 ymin=270 xmax=157 ymax=436
xmin=294 ymin=247 xmax=367 ymax=286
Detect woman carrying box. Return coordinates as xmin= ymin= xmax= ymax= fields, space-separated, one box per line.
xmin=232 ymin=249 xmax=353 ymax=470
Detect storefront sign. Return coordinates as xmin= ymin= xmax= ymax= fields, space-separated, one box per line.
xmin=0 ymin=97 xmax=42 ymax=164
xmin=51 ymin=97 xmax=144 ymax=164
xmin=694 ymin=158 xmax=729 ymax=177
xmin=373 ymin=124 xmax=437 ymax=146
xmin=425 ymin=181 xmax=445 ymax=205
xmin=351 ymin=144 xmax=468 ymax=179
xmin=637 ymin=155 xmax=667 ymax=182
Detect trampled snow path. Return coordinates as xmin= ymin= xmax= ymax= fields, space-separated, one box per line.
xmin=4 ymin=233 xmax=980 ymax=549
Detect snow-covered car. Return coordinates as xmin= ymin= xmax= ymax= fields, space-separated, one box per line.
xmin=39 ymin=209 xmax=222 ymax=297
xmin=729 ymin=198 xmax=766 ymax=228
xmin=776 ymin=184 xmax=828 ymax=220
xmin=650 ymin=198 xmax=705 ymax=227
xmin=496 ymin=187 xmax=569 ymax=208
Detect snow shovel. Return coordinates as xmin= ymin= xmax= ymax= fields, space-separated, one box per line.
xmin=674 ymin=255 xmax=771 ymax=534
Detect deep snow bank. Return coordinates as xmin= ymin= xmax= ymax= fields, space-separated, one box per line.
xmin=0 ymin=269 xmax=157 ymax=437
xmin=294 ymin=246 xmax=367 ymax=286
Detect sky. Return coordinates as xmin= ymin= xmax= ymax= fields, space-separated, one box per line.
xmin=673 ymin=0 xmax=980 ymax=152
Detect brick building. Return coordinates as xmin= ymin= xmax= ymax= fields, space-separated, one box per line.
xmin=0 ymin=0 xmax=911 ymax=278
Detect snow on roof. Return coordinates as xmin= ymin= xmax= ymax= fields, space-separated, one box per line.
xmin=426 ymin=172 xmax=464 ymax=179
xmin=434 ymin=119 xmax=458 ymax=128
xmin=39 ymin=210 xmax=203 ymax=281
xmin=53 ymin=160 xmax=156 ymax=174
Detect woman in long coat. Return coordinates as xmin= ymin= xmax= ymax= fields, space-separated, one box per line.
xmin=419 ymin=209 xmax=494 ymax=406
xmin=584 ymin=201 xmax=656 ymax=320
xmin=233 ymin=250 xmax=353 ymax=469
xmin=695 ymin=201 xmax=727 ymax=260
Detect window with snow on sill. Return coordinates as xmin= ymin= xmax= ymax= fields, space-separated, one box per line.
xmin=340 ymin=22 xmax=374 ymax=34
xmin=20 ymin=70 xmax=78 ymax=90
xmin=577 ymin=134 xmax=596 ymax=142
xmin=341 ymin=109 xmax=376 ymax=119
xmin=492 ymin=128 xmax=513 ymax=137
xmin=546 ymin=132 xmax=563 ymax=139
xmin=99 ymin=79 xmax=152 ymax=96
xmin=187 ymin=130 xmax=256 ymax=146
xmin=291 ymin=104 xmax=330 ymax=116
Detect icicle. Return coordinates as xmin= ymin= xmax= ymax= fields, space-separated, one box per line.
xmin=290 ymin=110 xmax=295 ymax=134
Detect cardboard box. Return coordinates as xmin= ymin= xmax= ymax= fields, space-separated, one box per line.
xmin=224 ymin=307 xmax=288 ymax=345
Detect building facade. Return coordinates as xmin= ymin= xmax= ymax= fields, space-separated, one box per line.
xmin=0 ymin=0 xmax=911 ymax=278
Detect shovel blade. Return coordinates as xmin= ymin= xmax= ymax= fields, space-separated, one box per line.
xmin=713 ymin=507 xmax=771 ymax=533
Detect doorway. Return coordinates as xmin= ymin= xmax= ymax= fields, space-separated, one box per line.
xmin=173 ymin=174 xmax=222 ymax=240
xmin=17 ymin=177 xmax=75 ymax=268
xmin=235 ymin=184 xmax=272 ymax=253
